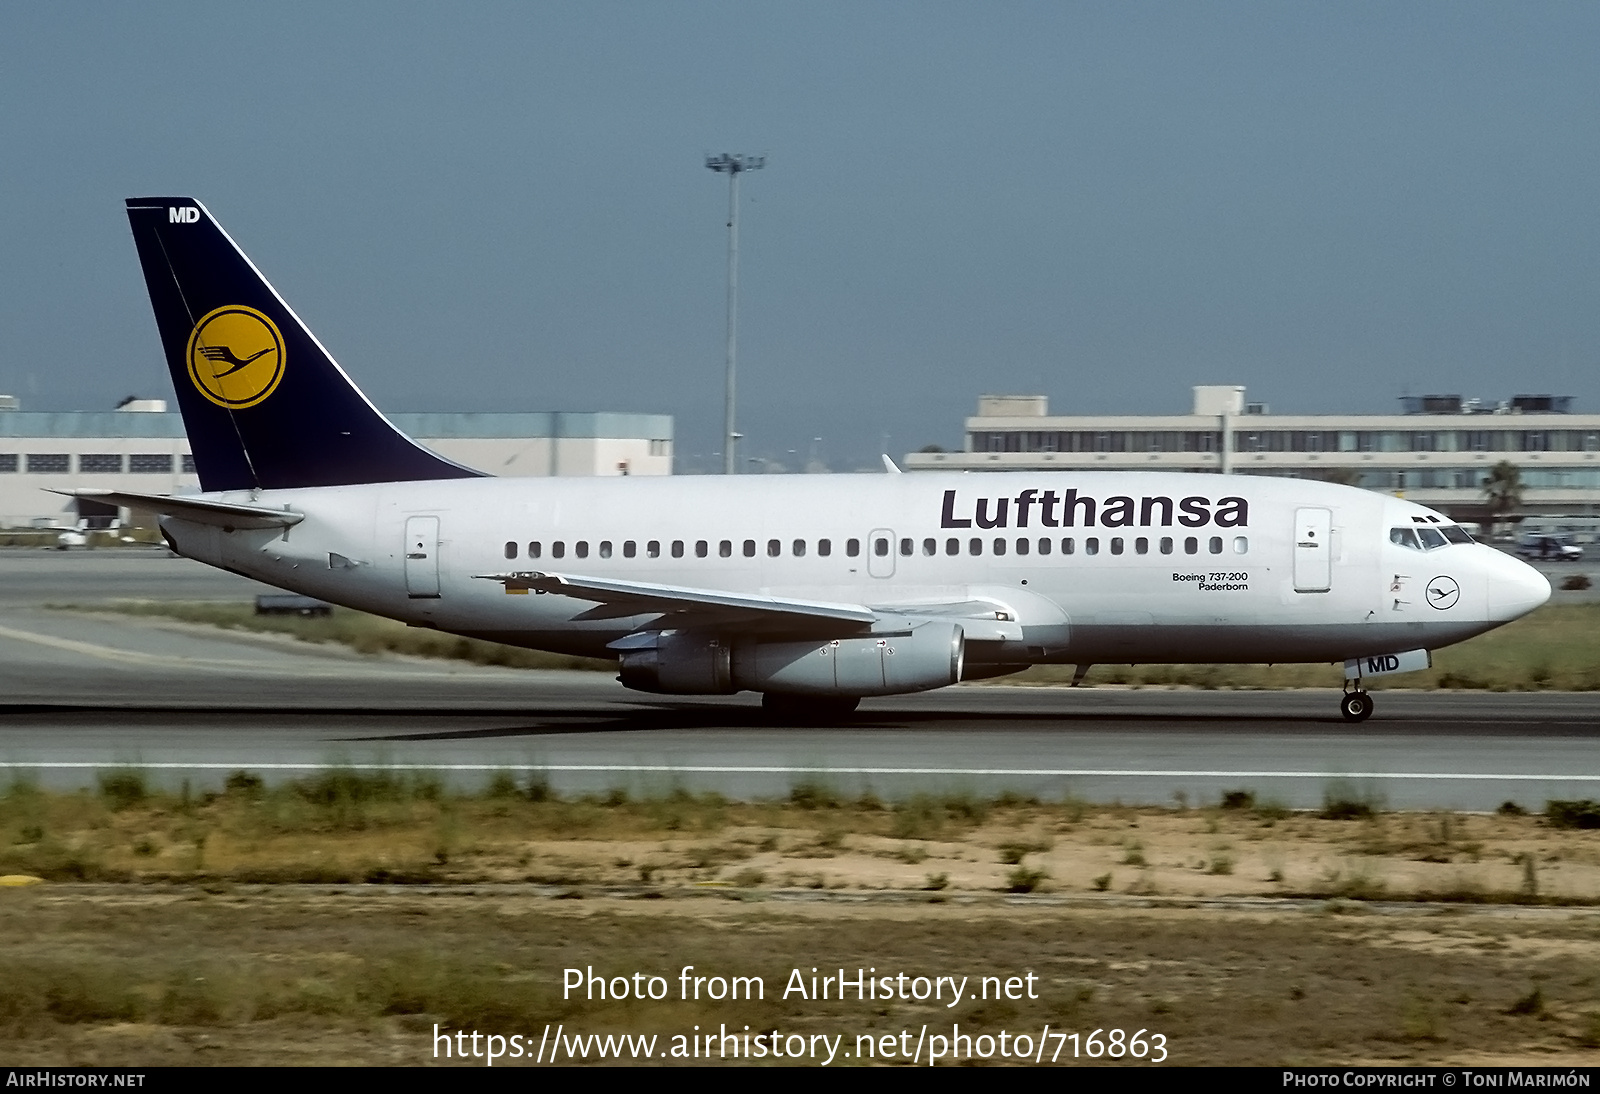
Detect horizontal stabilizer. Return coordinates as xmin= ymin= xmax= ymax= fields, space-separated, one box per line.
xmin=55 ymin=489 xmax=303 ymax=529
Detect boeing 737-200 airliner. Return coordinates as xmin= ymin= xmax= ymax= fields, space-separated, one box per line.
xmin=72 ymin=198 xmax=1551 ymax=722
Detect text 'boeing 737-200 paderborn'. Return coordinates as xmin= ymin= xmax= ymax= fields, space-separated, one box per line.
xmin=69 ymin=198 xmax=1551 ymax=722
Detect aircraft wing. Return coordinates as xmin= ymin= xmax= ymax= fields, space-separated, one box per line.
xmin=476 ymin=571 xmax=1027 ymax=640
xmin=477 ymin=571 xmax=878 ymax=631
xmin=55 ymin=489 xmax=304 ymax=529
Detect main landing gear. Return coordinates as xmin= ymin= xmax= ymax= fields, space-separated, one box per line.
xmin=1340 ymin=686 xmax=1374 ymax=723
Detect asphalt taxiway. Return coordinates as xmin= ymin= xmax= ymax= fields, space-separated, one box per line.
xmin=1 ymin=548 xmax=1596 ymax=809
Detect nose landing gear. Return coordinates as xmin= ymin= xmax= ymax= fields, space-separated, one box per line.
xmin=1340 ymin=686 xmax=1374 ymax=722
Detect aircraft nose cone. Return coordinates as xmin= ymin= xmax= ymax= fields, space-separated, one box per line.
xmin=1485 ymin=549 xmax=1551 ymax=622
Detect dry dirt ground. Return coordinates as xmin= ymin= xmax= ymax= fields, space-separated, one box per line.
xmin=3 ymin=802 xmax=1600 ymax=1066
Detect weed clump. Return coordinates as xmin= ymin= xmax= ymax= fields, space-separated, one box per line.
xmin=890 ymin=791 xmax=990 ymax=840
xmin=1005 ymin=866 xmax=1048 ymax=893
xmin=997 ymin=839 xmax=1051 ymax=865
xmin=1505 ymin=986 xmax=1545 ymax=1016
xmin=97 ymin=769 xmax=147 ymax=811
xmin=788 ymin=781 xmax=842 ymax=811
xmin=1545 ymin=800 xmax=1600 ymax=829
xmin=224 ymin=771 xmax=264 ymax=798
xmin=1321 ymin=782 xmax=1381 ymax=821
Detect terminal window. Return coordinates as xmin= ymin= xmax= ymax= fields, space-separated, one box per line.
xmin=129 ymin=454 xmax=174 ymax=473
xmin=0 ymin=454 xmax=16 ymax=473
xmin=25 ymin=454 xmax=69 ymax=473
xmin=79 ymin=454 xmax=123 ymax=473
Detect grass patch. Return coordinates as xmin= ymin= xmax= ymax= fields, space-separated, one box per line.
xmin=4 ymin=777 xmax=1599 ymax=908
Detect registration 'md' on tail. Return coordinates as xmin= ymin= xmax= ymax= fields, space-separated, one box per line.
xmin=125 ymin=198 xmax=484 ymax=492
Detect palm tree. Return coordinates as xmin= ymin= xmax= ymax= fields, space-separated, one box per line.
xmin=1482 ymin=461 xmax=1523 ymax=537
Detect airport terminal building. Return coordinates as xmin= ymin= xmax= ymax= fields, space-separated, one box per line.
xmin=904 ymin=387 xmax=1600 ymax=525
xmin=0 ymin=398 xmax=674 ymax=528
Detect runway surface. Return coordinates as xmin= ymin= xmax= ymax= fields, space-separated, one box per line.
xmin=1 ymin=548 xmax=1597 ymax=809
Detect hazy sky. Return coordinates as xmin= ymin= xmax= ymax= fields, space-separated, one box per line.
xmin=3 ymin=3 xmax=1598 ymax=471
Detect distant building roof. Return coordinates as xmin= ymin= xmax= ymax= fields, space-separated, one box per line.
xmin=0 ymin=410 xmax=672 ymax=441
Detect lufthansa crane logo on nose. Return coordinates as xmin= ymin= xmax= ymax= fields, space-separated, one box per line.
xmin=1426 ymin=575 xmax=1460 ymax=610
xmin=186 ymin=305 xmax=285 ymax=409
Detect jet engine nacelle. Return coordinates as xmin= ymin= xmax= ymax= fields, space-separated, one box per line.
xmin=618 ymin=622 xmax=965 ymax=697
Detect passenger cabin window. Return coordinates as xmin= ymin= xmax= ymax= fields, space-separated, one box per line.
xmin=504 ymin=541 xmax=517 ymax=560
xmin=598 ymin=541 xmax=612 ymax=559
xmin=719 ymin=540 xmax=732 ymax=558
xmin=669 ymin=540 xmax=682 ymax=558
xmin=1015 ymin=538 xmax=1029 ymax=556
xmin=847 ymin=539 xmax=861 ymax=557
xmin=993 ymin=538 xmax=1006 ymax=556
xmin=624 ymin=540 xmax=637 ymax=558
xmin=818 ymin=539 xmax=832 ymax=557
xmin=793 ymin=539 xmax=806 ymax=557
xmin=969 ymin=538 xmax=983 ymax=555
xmin=743 ymin=539 xmax=756 ymax=557
xmin=527 ymin=542 xmax=542 ymax=559
xmin=1085 ymin=538 xmax=1099 ymax=556
xmin=1233 ymin=536 xmax=1248 ymax=554
xmin=1184 ymin=537 xmax=1197 ymax=554
xmin=1110 ymin=537 xmax=1124 ymax=555
xmin=1135 ymin=537 xmax=1148 ymax=555
xmin=552 ymin=541 xmax=565 ymax=559
xmin=1160 ymin=537 xmax=1173 ymax=555
xmin=695 ymin=540 xmax=708 ymax=558
xmin=874 ymin=537 xmax=889 ymax=557
xmin=1208 ymin=537 xmax=1222 ymax=554
xmin=900 ymin=538 xmax=913 ymax=556
xmin=646 ymin=540 xmax=660 ymax=558
xmin=923 ymin=538 xmax=936 ymax=556
xmin=768 ymin=539 xmax=781 ymax=558
xmin=1038 ymin=538 xmax=1051 ymax=555
xmin=1062 ymin=537 xmax=1075 ymax=555
xmin=576 ymin=541 xmax=590 ymax=559
xmin=946 ymin=538 xmax=960 ymax=555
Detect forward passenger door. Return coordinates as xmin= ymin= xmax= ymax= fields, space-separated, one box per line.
xmin=1292 ymin=507 xmax=1332 ymax=593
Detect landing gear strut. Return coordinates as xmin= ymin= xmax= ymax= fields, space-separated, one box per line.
xmin=1340 ymin=686 xmax=1374 ymax=722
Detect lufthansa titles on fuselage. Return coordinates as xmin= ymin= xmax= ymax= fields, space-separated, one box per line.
xmin=939 ymin=488 xmax=1249 ymax=530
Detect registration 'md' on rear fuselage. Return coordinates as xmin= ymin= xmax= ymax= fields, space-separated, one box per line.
xmin=78 ymin=198 xmax=1550 ymax=722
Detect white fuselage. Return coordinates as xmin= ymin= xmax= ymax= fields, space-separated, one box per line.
xmin=160 ymin=471 xmax=1549 ymax=674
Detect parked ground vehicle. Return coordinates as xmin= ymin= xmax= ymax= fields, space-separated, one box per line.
xmin=1516 ymin=534 xmax=1584 ymax=562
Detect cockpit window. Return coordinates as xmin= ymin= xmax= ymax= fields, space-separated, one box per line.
xmin=1393 ymin=524 xmax=1474 ymax=550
